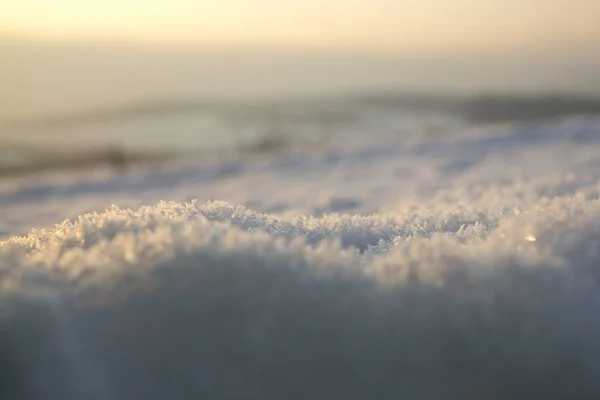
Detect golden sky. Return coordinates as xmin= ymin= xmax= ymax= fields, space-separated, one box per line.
xmin=2 ymin=0 xmax=599 ymax=51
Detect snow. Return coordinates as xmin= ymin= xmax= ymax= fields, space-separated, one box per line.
xmin=2 ymin=115 xmax=600 ymax=398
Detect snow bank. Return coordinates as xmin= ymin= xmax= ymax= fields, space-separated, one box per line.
xmin=2 ymin=190 xmax=600 ymax=399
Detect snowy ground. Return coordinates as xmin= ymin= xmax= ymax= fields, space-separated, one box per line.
xmin=2 ymin=115 xmax=600 ymax=398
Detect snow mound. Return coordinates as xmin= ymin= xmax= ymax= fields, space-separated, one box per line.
xmin=2 ymin=194 xmax=600 ymax=399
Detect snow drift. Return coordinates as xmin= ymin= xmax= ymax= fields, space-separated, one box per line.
xmin=2 ymin=187 xmax=600 ymax=399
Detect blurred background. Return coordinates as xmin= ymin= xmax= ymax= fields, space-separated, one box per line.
xmin=0 ymin=0 xmax=599 ymax=176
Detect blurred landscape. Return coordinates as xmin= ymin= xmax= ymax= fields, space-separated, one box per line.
xmin=1 ymin=40 xmax=599 ymax=177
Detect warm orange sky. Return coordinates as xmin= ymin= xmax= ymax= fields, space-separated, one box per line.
xmin=2 ymin=0 xmax=599 ymax=52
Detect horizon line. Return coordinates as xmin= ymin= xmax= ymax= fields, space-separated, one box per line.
xmin=2 ymin=32 xmax=600 ymax=58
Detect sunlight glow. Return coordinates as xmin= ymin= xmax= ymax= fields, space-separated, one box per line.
xmin=2 ymin=0 xmax=599 ymax=51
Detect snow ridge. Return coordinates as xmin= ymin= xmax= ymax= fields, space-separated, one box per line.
xmin=2 ymin=192 xmax=600 ymax=399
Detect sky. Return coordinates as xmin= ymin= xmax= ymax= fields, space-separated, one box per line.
xmin=2 ymin=0 xmax=600 ymax=52
xmin=1 ymin=0 xmax=599 ymax=121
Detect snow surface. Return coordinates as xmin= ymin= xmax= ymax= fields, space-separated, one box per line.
xmin=2 ymin=115 xmax=600 ymax=399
